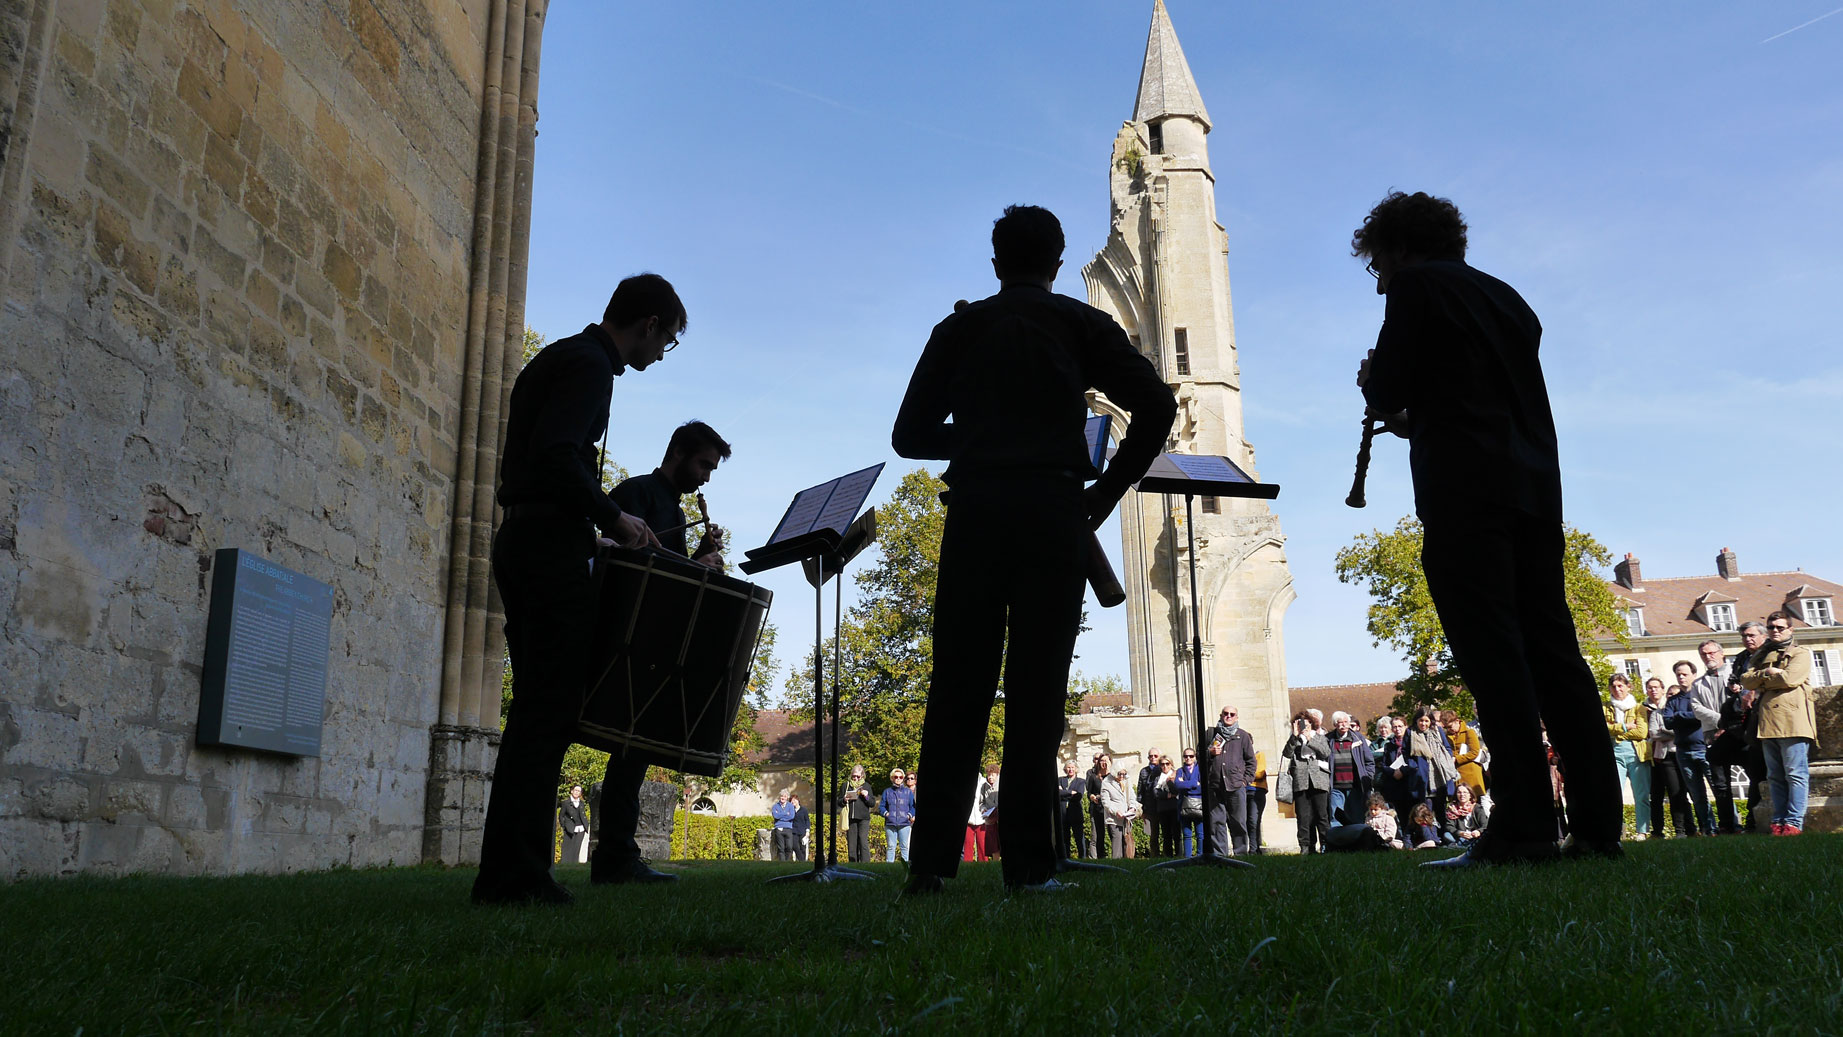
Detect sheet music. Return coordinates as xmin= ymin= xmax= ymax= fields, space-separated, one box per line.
xmin=1167 ymin=453 xmax=1251 ymax=484
xmin=767 ymin=483 xmax=834 ymax=545
xmin=812 ymin=463 xmax=883 ymax=535
xmin=765 ymin=463 xmax=885 ymax=545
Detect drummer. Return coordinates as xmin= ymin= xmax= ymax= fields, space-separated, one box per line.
xmin=473 ymin=273 xmax=678 ymax=906
xmin=606 ymin=421 xmax=730 ymax=569
xmin=582 ymin=421 xmax=732 ymax=887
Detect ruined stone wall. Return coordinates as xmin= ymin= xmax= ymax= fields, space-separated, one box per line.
xmin=0 ymin=0 xmax=495 ymax=877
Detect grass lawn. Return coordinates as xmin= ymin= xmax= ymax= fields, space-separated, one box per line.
xmin=2 ymin=835 xmax=1838 ymax=1035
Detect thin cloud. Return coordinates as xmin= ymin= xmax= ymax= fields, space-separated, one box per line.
xmin=1761 ymin=5 xmax=1843 ymax=43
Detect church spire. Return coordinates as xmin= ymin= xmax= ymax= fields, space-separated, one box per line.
xmin=1133 ymin=0 xmax=1211 ymax=131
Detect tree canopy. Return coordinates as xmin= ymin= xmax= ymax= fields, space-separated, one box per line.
xmin=1332 ymin=516 xmax=1629 ymax=718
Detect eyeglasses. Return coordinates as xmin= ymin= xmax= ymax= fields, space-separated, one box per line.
xmin=1365 ymin=261 xmax=1380 ymax=280
xmin=1769 ymin=624 xmax=1790 ymax=632
xmin=663 ymin=335 xmax=680 ymax=353
xmin=1182 ymin=753 xmax=1195 ymax=758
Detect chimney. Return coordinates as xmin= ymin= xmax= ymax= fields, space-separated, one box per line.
xmin=1614 ymin=552 xmax=1643 ymax=591
xmin=1717 ymin=547 xmax=1740 ymax=581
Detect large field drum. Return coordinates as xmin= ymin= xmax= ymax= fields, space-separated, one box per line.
xmin=578 ymin=547 xmax=772 ymax=777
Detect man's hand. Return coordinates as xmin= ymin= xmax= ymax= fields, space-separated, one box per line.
xmin=1357 ymin=348 xmax=1373 ymax=388
xmin=1365 ymin=405 xmax=1411 ymax=440
xmin=693 ymin=551 xmax=724 ymax=570
xmin=609 ymin=511 xmax=660 ymax=550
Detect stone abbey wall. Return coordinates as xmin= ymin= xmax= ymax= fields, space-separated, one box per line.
xmin=0 ymin=0 xmax=503 ymax=877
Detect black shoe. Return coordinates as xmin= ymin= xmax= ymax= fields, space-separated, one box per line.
xmin=900 ymin=873 xmax=944 ymax=897
xmin=472 ymin=877 xmax=576 ymax=906
xmin=1560 ymin=835 xmax=1625 ymax=861
xmin=1420 ymin=826 xmax=1559 ymax=870
xmin=590 ymin=858 xmax=678 ymax=885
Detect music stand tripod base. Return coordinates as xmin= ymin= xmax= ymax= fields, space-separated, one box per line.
xmin=1149 ymin=851 xmax=1254 ymax=872
xmin=1057 ymin=857 xmax=1128 ymax=875
xmin=769 ymin=864 xmax=874 ymax=883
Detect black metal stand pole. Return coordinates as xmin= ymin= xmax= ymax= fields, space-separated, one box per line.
xmin=1151 ymin=493 xmax=1253 ymax=873
xmin=770 ymin=553 xmax=871 ymax=884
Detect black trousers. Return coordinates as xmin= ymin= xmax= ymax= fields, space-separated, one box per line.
xmin=1245 ymin=787 xmax=1267 ymax=853
xmin=1708 ymin=761 xmax=1741 ymax=833
xmin=1059 ymin=800 xmax=1088 ymax=858
xmin=1156 ymin=808 xmax=1181 ymax=857
xmin=909 ymin=478 xmax=1087 ymax=886
xmin=1422 ymin=512 xmax=1620 ymax=845
xmin=1294 ymin=789 xmax=1330 ymax=853
xmin=1649 ymin=757 xmax=1692 ymax=836
xmin=1141 ymin=806 xmax=1162 ymax=857
xmin=1209 ymin=787 xmax=1248 ymax=855
xmin=475 ymin=517 xmax=599 ymax=898
xmin=1088 ymin=804 xmax=1108 ymax=858
xmin=587 ymin=755 xmax=649 ymax=876
xmin=846 ymin=817 xmax=871 ymax=862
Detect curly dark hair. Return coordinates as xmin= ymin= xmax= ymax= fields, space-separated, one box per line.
xmin=1351 ymin=190 xmax=1468 ymax=260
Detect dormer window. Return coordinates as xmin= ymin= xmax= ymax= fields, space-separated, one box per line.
xmin=1623 ymin=608 xmax=1645 ymax=637
xmin=1707 ymin=603 xmax=1736 ymax=632
xmin=1802 ymin=598 xmax=1833 ymax=627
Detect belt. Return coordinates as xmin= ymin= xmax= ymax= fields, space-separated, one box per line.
xmin=503 ymin=501 xmax=587 ymax=522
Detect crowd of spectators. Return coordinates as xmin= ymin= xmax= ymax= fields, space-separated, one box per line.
xmin=605 ymin=611 xmax=1817 ymax=863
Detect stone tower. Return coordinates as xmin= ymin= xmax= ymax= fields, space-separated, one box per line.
xmin=1080 ymin=2 xmax=1296 ymax=789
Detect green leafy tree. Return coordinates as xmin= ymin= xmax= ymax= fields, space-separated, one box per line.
xmin=1333 ymin=517 xmax=1629 ymax=718
xmin=782 ymin=468 xmax=1101 ymax=788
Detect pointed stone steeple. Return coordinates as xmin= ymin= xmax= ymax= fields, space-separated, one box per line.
xmin=1133 ymin=0 xmax=1211 ymax=131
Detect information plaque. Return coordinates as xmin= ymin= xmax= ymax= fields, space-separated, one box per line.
xmin=196 ymin=548 xmax=333 ymax=756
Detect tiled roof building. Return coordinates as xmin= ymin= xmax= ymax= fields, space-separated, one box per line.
xmin=1601 ymin=549 xmax=1843 ymax=688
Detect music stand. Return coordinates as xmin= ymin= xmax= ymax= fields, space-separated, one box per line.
xmin=742 ymin=464 xmax=884 ymax=884
xmin=801 ymin=509 xmax=877 ymax=879
xmin=1139 ymin=452 xmax=1279 ymax=873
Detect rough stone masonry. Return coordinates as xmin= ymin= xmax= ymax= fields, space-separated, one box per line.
xmin=0 ymin=0 xmax=553 ymax=877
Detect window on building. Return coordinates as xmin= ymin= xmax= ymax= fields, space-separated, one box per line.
xmin=1201 ymin=496 xmax=1219 ymax=514
xmin=1707 ymin=603 xmax=1736 ymax=632
xmin=1624 ymin=608 xmax=1645 ymax=637
xmin=1174 ymin=328 xmax=1190 ymax=376
xmin=1623 ymin=659 xmax=1642 ymax=681
xmin=1813 ymin=650 xmax=1834 ymax=688
xmin=1148 ymin=122 xmax=1164 ymax=154
xmin=1802 ymin=598 xmax=1833 ymax=627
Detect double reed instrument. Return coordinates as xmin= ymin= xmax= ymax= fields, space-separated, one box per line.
xmin=1345 ymin=415 xmax=1383 ymax=509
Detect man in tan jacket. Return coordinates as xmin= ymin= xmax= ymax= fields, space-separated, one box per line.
xmin=1735 ymin=610 xmax=1819 ymax=835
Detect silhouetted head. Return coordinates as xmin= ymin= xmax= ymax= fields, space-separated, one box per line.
xmin=991 ymin=204 xmax=1065 ymax=286
xmin=1352 ymin=191 xmax=1468 ymax=293
xmin=602 ymin=273 xmax=687 ymax=370
xmin=661 ymin=420 xmax=731 ymax=493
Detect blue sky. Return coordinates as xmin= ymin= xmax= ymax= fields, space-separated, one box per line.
xmin=521 ymin=2 xmax=1843 ymax=694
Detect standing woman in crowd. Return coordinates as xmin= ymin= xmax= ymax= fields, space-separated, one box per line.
xmin=1603 ymin=673 xmax=1651 ymax=839
xmin=980 ymin=765 xmax=1002 ymax=858
xmin=1378 ymin=717 xmax=1418 ymax=825
xmin=1402 ymin=711 xmax=1452 ymax=819
xmin=1443 ymin=711 xmax=1484 ymax=801
xmin=1155 ymin=754 xmax=1182 ymax=857
xmin=1173 ymin=747 xmax=1204 ymax=857
xmin=1245 ymin=747 xmax=1269 ymax=855
xmin=879 ymin=768 xmax=915 ymax=863
xmin=1371 ymin=716 xmax=1394 ymax=757
xmin=1102 ymin=766 xmax=1138 ymax=858
xmin=1283 ymin=712 xmax=1334 ymax=854
xmin=841 ymin=765 xmax=875 ymax=863
xmin=1644 ymin=676 xmax=1693 ymax=836
xmin=962 ymin=771 xmax=989 ymax=862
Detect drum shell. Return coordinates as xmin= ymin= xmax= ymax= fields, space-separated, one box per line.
xmin=578 ymin=548 xmax=771 ymax=777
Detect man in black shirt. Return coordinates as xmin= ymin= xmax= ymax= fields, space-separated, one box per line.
xmin=892 ymin=205 xmax=1176 ymax=893
xmin=1057 ymin=760 xmax=1089 ymax=859
xmin=472 ymin=273 xmax=681 ymax=906
xmin=586 ymin=421 xmax=731 ymax=882
xmin=1354 ymin=192 xmax=1619 ymax=867
xmin=607 ymin=421 xmax=730 ymax=566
